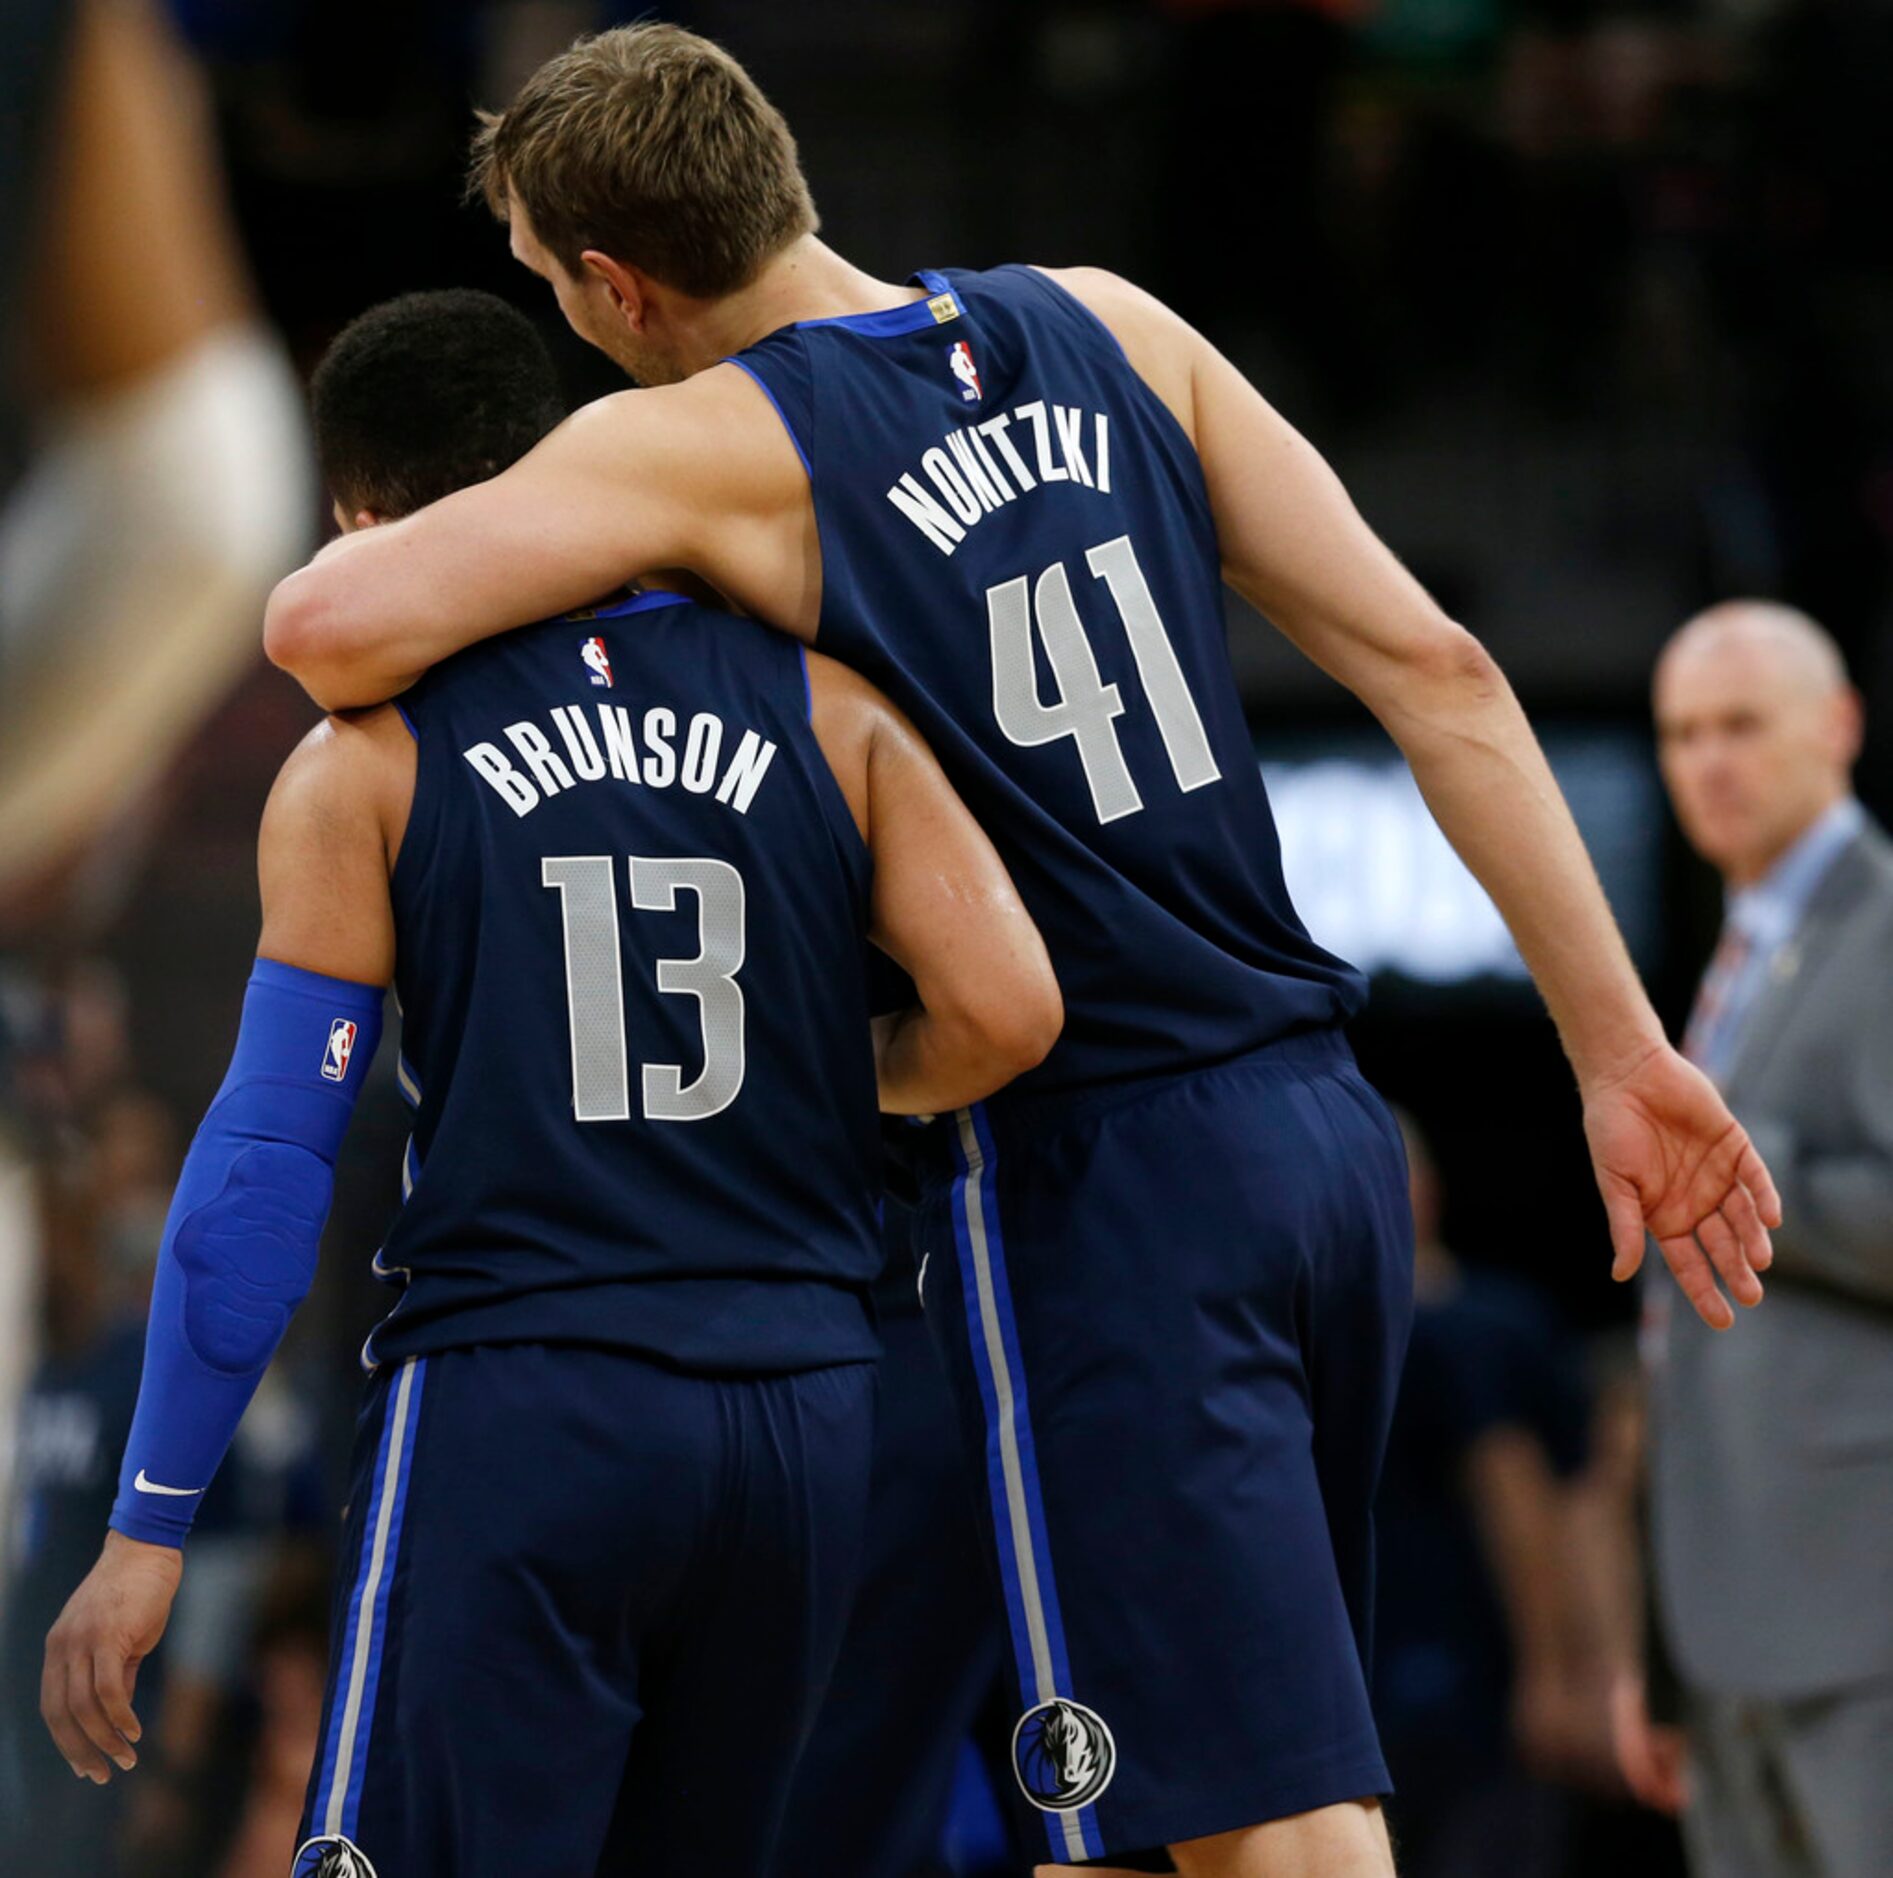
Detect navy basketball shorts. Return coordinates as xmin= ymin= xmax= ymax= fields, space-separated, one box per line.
xmin=293 ymin=1343 xmax=875 ymax=1878
xmin=775 ymin=1300 xmax=1019 ymax=1878
xmin=914 ymin=1030 xmax=1415 ymax=1865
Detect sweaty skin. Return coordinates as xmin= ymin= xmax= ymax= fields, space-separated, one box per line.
xmin=266 ymin=255 xmax=1779 ymax=1337
xmin=40 ymin=638 xmax=1058 ymax=1786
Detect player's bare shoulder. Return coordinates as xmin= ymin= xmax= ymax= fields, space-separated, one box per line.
xmin=1029 ymin=267 xmax=1203 ymax=443
xmin=676 ymin=363 xmax=814 ymax=512
xmin=256 ymin=706 xmax=407 ymax=983
xmin=547 ymin=369 xmax=805 ymax=546
xmin=263 ymin=705 xmax=416 ymax=872
xmin=585 ymin=364 xmax=820 ymax=635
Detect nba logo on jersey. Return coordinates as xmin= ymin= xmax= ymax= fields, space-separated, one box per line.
xmin=948 ymin=340 xmax=982 ymax=404
xmin=580 ymin=635 xmax=614 ymax=688
xmin=322 ymin=1018 xmax=358 ymax=1083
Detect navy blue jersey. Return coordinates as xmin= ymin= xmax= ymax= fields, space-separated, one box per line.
xmin=368 ymin=591 xmax=883 ymax=1373
xmin=732 ymin=265 xmax=1364 ymax=1100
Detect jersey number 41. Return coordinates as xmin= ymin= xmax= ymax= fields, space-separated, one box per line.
xmin=989 ymin=533 xmax=1222 ymax=824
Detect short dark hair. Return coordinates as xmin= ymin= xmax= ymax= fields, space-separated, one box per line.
xmin=310 ymin=289 xmax=567 ymax=519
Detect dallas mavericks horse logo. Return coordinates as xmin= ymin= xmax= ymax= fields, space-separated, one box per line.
xmin=1012 ymin=1697 xmax=1116 ymax=1812
xmin=292 ymin=1836 xmax=378 ymax=1878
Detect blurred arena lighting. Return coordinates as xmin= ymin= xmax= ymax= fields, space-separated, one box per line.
xmin=1263 ymin=726 xmax=1665 ymax=986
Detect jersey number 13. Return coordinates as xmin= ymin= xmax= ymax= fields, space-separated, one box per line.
xmin=541 ymin=855 xmax=746 ymax=1124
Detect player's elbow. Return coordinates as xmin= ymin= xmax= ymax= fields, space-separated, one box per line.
xmin=966 ymin=947 xmax=1064 ymax=1086
xmin=264 ymin=567 xmax=371 ymax=710
xmin=1410 ymin=612 xmax=1506 ymax=703
xmin=263 ymin=566 xmax=330 ymax=680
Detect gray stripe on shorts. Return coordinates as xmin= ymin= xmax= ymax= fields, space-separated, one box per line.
xmin=957 ymin=1109 xmax=1089 ymax=1863
xmin=324 ymin=1355 xmax=419 ymax=1836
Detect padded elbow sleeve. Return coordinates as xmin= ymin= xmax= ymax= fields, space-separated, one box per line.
xmin=172 ymin=1140 xmax=331 ymax=1373
xmin=111 ymin=960 xmax=382 ymax=1547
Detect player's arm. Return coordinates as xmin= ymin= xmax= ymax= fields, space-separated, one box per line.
xmin=808 ymin=654 xmax=1061 ymax=1114
xmin=1045 ymin=266 xmax=1780 ymax=1329
xmin=264 ymin=368 xmax=800 ymax=711
xmin=40 ymin=716 xmax=400 ymax=1785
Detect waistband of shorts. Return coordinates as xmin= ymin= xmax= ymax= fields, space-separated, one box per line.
xmin=919 ymin=1024 xmax=1357 ymax=1169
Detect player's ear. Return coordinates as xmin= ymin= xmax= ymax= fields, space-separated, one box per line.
xmin=330 ymin=500 xmax=386 ymax=536
xmin=581 ymin=250 xmax=646 ymax=330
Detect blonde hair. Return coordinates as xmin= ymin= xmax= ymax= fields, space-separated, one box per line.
xmin=470 ymin=24 xmax=818 ymax=298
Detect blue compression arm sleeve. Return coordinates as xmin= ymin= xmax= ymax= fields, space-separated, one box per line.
xmin=110 ymin=960 xmax=382 ymax=1547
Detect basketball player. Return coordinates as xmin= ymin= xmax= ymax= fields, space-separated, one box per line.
xmin=40 ymin=289 xmax=1061 ymax=1878
xmin=264 ymin=29 xmax=1781 ymax=1875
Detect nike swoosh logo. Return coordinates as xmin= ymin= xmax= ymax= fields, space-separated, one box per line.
xmin=133 ymin=1470 xmax=204 ymax=1498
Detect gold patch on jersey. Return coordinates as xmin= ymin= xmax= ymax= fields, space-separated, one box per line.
xmin=928 ymin=293 xmax=960 ymax=324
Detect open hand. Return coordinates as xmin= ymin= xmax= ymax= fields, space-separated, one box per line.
xmin=42 ymin=1532 xmax=181 ymax=1783
xmin=1583 ymin=1043 xmax=1780 ymax=1329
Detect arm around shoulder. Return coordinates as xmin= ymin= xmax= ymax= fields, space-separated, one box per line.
xmin=264 ymin=388 xmax=717 ymax=711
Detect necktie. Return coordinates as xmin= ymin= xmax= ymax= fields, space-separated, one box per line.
xmin=1682 ymin=921 xmax=1751 ymax=1073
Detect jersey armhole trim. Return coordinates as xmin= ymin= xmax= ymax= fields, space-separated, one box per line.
xmin=798 ymin=643 xmax=814 ymax=723
xmin=1019 ymin=264 xmax=1213 ymax=526
xmin=393 ymin=702 xmax=419 ymax=743
xmin=574 ymin=589 xmax=695 ymax=621
xmin=722 ymin=355 xmax=812 ymax=479
xmin=1020 ymin=265 xmax=1135 ymax=371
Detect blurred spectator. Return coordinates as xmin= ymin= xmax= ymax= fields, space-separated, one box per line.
xmin=0 ymin=1152 xmax=145 ymax=1875
xmin=1374 ymin=1111 xmax=1596 ymax=1878
xmin=0 ymin=0 xmax=309 ymax=923
xmin=208 ymin=1554 xmax=332 ymax=1878
xmin=0 ymin=960 xmax=150 ymax=1514
xmin=1625 ymin=601 xmax=1893 ymax=1876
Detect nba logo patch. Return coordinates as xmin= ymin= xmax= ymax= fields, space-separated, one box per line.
xmin=322 ymin=1019 xmax=358 ymax=1084
xmin=948 ymin=340 xmax=982 ymax=404
xmin=581 ymin=635 xmax=614 ymax=688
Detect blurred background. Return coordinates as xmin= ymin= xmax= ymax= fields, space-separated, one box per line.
xmin=2 ymin=0 xmax=1888 ymax=1873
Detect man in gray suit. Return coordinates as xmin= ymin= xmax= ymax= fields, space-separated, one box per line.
xmin=1618 ymin=600 xmax=1893 ymax=1876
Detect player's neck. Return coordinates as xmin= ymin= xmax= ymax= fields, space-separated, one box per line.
xmin=692 ymin=238 xmax=920 ymax=362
